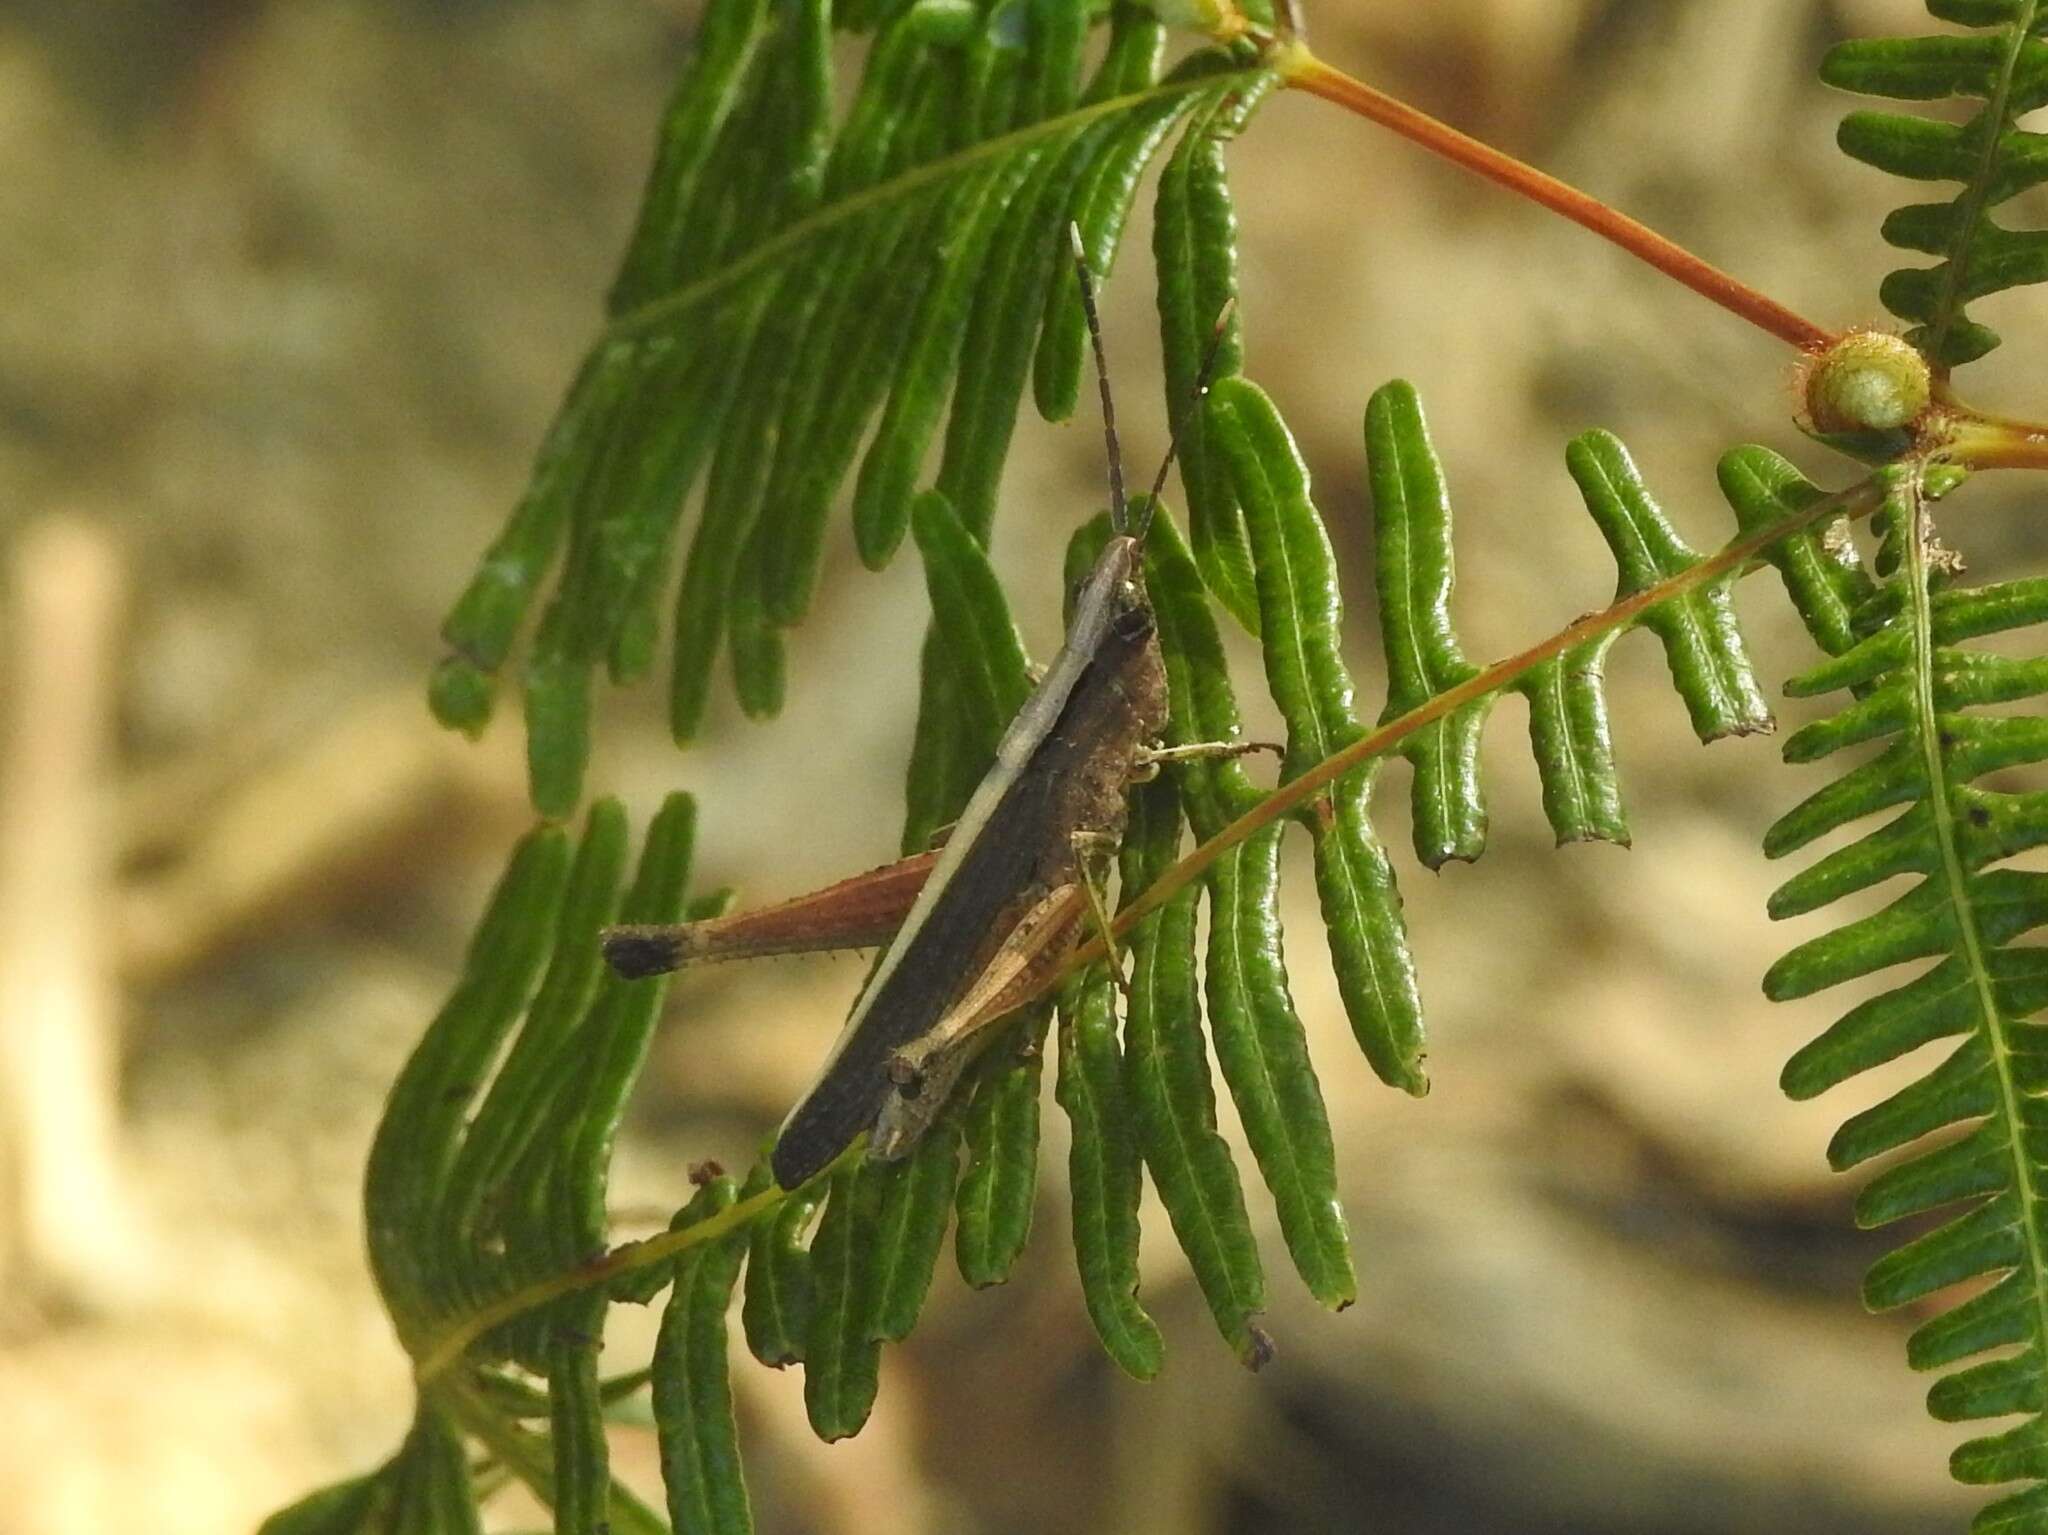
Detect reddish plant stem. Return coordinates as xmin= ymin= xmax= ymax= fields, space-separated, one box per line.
xmin=1274 ymin=43 xmax=1835 ymax=355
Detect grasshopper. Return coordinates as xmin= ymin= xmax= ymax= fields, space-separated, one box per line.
xmin=605 ymin=228 xmax=1263 ymax=1190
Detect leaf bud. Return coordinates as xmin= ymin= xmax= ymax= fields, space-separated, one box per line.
xmin=1802 ymin=330 xmax=1932 ymax=435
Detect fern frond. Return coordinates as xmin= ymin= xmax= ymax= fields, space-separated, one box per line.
xmin=351 ymin=797 xmax=715 ymax=1529
xmin=1824 ymin=2 xmax=2048 ymax=366
xmin=279 ymin=379 xmax=1859 ymax=1534
xmin=1761 ymin=473 xmax=2048 ymax=1534
xmin=431 ymin=0 xmax=1274 ymax=817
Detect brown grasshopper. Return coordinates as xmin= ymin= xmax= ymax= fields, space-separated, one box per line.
xmin=604 ymin=228 xmax=1265 ymax=1189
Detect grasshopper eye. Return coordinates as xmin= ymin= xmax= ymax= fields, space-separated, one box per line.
xmin=886 ymin=1054 xmax=925 ymax=1098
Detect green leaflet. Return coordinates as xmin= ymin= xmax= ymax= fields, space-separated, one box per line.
xmin=1824 ymin=4 xmax=2048 ymax=365
xmin=1762 ymin=477 xmax=2048 ymax=1533
xmin=1206 ymin=376 xmax=1430 ymax=1098
xmin=903 ymin=485 xmax=1035 ymax=854
xmin=1517 ymin=639 xmax=1629 ymax=848
xmin=1141 ymin=510 xmax=1355 ymax=1310
xmin=912 ymin=490 xmax=1035 ymax=759
xmin=338 ymin=1411 xmax=479 ymax=1535
xmin=548 ymin=1315 xmax=610 ymax=1535
xmin=1566 ymin=430 xmax=1775 ymax=743
xmin=1117 ymin=774 xmax=1270 ymax=1367
xmin=1032 ymin=56 xmax=1232 ymax=424
xmin=1153 ymin=72 xmax=1275 ymax=634
xmin=1363 ymin=382 xmax=1490 ymax=867
xmin=954 ymin=1008 xmax=1050 ymax=1288
xmin=903 ymin=628 xmax=974 ymax=856
xmin=653 ymin=1177 xmax=753 ymax=1535
xmin=743 ymin=1166 xmax=822 ymax=1368
xmin=803 ymin=1162 xmax=887 ymax=1440
xmin=870 ymin=1115 xmax=963 ymax=1338
xmin=1055 ymin=968 xmax=1163 ymax=1379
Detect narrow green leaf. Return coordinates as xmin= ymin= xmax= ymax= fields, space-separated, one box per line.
xmin=1516 ymin=638 xmax=1630 ymax=847
xmin=803 ymin=1162 xmax=886 ymax=1440
xmin=1823 ymin=36 xmax=2048 ymax=110
xmin=954 ymin=1010 xmax=1049 ymax=1288
xmin=1363 ymin=381 xmax=1489 ymax=866
xmin=912 ymin=489 xmax=1035 ymax=760
xmin=406 ymin=1411 xmax=484 ymax=1535
xmin=933 ymin=6 xmax=1166 ymax=538
xmin=1717 ymin=446 xmax=1876 ymax=660
xmin=759 ymin=27 xmax=971 ymax=627
xmin=547 ymin=1309 xmax=611 ymax=1535
xmin=1020 ymin=0 xmax=1088 ymax=123
xmin=439 ymin=351 xmax=621 ymax=680
xmin=1032 ymin=57 xmax=1220 ymax=422
xmin=1153 ymin=76 xmax=1275 ymax=633
xmin=1117 ymin=776 xmax=1270 ymax=1367
xmin=1055 ymin=968 xmax=1163 ymax=1379
xmin=902 ymin=628 xmax=973 ymax=856
xmin=653 ymin=1177 xmax=753 ymax=1535
xmin=670 ymin=275 xmax=828 ymax=741
xmin=524 ymin=623 xmax=595 ymax=821
xmin=870 ymin=1116 xmax=962 ymax=1338
xmin=548 ymin=795 xmax=699 ymax=1263
xmin=743 ymin=1167 xmax=822 ymax=1368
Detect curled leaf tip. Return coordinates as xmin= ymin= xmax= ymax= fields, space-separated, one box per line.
xmin=1240 ymin=1321 xmax=1276 ymax=1371
xmin=1802 ymin=330 xmax=1933 ymax=437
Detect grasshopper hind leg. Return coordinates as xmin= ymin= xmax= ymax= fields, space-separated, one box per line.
xmin=1129 ymin=738 xmax=1284 ymax=782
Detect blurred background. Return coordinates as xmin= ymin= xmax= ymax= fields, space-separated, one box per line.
xmin=2 ymin=0 xmax=2043 ymax=1530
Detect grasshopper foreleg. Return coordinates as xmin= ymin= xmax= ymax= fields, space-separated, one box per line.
xmin=1129 ymin=738 xmax=1284 ymax=782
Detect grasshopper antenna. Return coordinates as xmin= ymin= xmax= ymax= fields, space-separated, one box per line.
xmin=1069 ymin=222 xmax=1129 ymax=535
xmin=1135 ymin=295 xmax=1239 ymax=542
